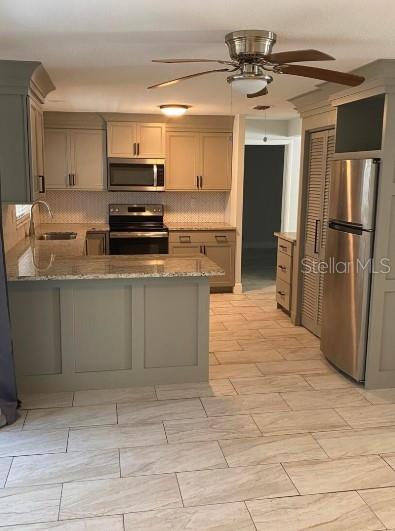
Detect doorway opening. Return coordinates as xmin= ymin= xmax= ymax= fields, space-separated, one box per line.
xmin=242 ymin=144 xmax=285 ymax=292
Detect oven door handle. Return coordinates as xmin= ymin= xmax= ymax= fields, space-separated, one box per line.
xmin=110 ymin=232 xmax=168 ymax=239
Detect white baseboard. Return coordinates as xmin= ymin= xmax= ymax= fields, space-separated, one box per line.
xmin=233 ymin=282 xmax=243 ymax=294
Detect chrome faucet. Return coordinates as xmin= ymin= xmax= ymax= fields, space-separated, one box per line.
xmin=29 ymin=200 xmax=53 ymax=238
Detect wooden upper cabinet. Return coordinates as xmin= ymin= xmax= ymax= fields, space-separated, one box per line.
xmin=137 ymin=123 xmax=165 ymax=158
xmin=44 ymin=129 xmax=70 ymax=189
xmin=165 ymin=130 xmax=232 ymax=191
xmin=107 ymin=122 xmax=165 ymax=158
xmin=166 ymin=131 xmax=200 ymax=190
xmin=107 ymin=122 xmax=136 ymax=158
xmin=44 ymin=128 xmax=105 ymax=191
xmin=71 ymin=130 xmax=105 ymax=190
xmin=200 ymin=132 xmax=232 ymax=191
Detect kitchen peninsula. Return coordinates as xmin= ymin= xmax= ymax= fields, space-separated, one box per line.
xmin=6 ymin=226 xmax=223 ymax=393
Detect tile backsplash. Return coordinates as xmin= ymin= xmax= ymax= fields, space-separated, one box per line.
xmin=41 ymin=191 xmax=229 ymax=224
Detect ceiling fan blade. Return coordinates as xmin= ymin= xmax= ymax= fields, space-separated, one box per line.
xmin=246 ymin=86 xmax=269 ymax=99
xmin=279 ymin=64 xmax=365 ymax=86
xmin=267 ymin=49 xmax=334 ymax=64
xmin=152 ymin=59 xmax=235 ymax=66
xmin=147 ymin=68 xmax=230 ymax=89
xmin=253 ymin=105 xmax=271 ymax=110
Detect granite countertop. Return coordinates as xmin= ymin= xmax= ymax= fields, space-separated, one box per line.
xmin=274 ymin=231 xmax=297 ymax=243
xmin=167 ymin=222 xmax=236 ymax=231
xmin=6 ymin=223 xmax=223 ymax=282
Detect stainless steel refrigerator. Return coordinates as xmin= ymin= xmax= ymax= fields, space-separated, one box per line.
xmin=321 ymin=158 xmax=379 ymax=382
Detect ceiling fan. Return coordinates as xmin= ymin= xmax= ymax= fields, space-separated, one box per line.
xmin=148 ymin=30 xmax=365 ymax=98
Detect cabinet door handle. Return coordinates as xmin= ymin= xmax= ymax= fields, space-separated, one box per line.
xmin=68 ymin=173 xmax=72 ymax=186
xmin=133 ymin=143 xmax=136 ymax=156
xmin=72 ymin=173 xmax=76 ymax=186
xmin=277 ymin=290 xmax=286 ymax=296
xmin=278 ymin=265 xmax=287 ymax=271
xmin=279 ymin=244 xmax=287 ymax=251
xmin=38 ymin=175 xmax=45 ymax=193
xmin=196 ymin=176 xmax=199 ymax=189
xmin=200 ymin=175 xmax=203 ymax=189
xmin=137 ymin=143 xmax=140 ymax=156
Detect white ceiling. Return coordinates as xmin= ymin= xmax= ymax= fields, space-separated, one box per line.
xmin=1 ymin=0 xmax=394 ymax=119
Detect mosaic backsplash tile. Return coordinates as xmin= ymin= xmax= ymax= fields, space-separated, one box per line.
xmin=41 ymin=191 xmax=228 ymax=224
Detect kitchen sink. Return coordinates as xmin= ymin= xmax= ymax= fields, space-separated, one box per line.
xmin=37 ymin=232 xmax=77 ymax=241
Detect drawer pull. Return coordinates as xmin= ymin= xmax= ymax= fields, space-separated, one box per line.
xmin=215 ymin=235 xmax=227 ymax=242
xmin=277 ymin=290 xmax=286 ymax=296
xmin=279 ymin=244 xmax=288 ymax=251
xmin=278 ymin=265 xmax=287 ymax=271
xmin=179 ymin=236 xmax=191 ymax=243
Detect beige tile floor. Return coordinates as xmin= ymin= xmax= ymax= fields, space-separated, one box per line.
xmin=1 ymin=288 xmax=395 ymax=529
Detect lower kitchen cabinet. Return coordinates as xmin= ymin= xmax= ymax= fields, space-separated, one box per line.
xmin=169 ymin=230 xmax=235 ymax=290
xmin=8 ymin=277 xmax=209 ymax=392
xmin=85 ymin=231 xmax=108 ymax=255
xmin=275 ymin=234 xmax=296 ymax=313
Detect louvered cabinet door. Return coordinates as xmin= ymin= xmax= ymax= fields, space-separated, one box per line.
xmin=301 ymin=129 xmax=334 ymax=336
xmin=317 ymin=132 xmax=335 ymax=326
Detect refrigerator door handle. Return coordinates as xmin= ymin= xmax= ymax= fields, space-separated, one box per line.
xmin=314 ymin=219 xmax=321 ymax=254
xmin=328 ymin=220 xmax=364 ymax=235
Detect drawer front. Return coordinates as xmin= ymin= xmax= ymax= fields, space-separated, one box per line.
xmin=169 ymin=230 xmax=236 ymax=244
xmin=276 ymin=250 xmax=292 ymax=284
xmin=276 ymin=279 xmax=290 ymax=311
xmin=277 ymin=238 xmax=293 ymax=256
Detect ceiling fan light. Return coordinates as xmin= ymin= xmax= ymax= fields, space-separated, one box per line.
xmin=227 ymin=74 xmax=272 ymax=95
xmin=159 ymin=104 xmax=191 ymax=116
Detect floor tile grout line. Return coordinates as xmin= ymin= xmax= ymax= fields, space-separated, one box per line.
xmin=280 ymin=462 xmax=301 ymax=496
xmin=174 ymin=473 xmax=185 ymax=508
xmin=65 ymin=428 xmax=70 ymax=453
xmin=310 ymin=433 xmax=332 ymax=459
xmin=355 ymin=489 xmax=389 ymax=530
xmin=3 ymin=456 xmax=13 ymax=488
xmin=118 ymin=447 xmax=122 ymax=478
xmin=243 ymin=500 xmax=259 ymax=531
xmin=162 ymin=420 xmax=169 ymax=443
xmin=215 ymin=439 xmax=231 ymax=469
xmin=57 ymin=482 xmax=64 ymax=521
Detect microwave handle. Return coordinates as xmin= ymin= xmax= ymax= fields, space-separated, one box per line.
xmin=153 ymin=164 xmax=158 ymax=187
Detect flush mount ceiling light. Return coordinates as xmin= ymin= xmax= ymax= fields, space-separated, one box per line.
xmin=159 ymin=104 xmax=191 ymax=116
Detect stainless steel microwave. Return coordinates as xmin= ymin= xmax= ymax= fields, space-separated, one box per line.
xmin=107 ymin=158 xmax=165 ymax=192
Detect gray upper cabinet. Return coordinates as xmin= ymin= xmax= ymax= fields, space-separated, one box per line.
xmin=44 ymin=128 xmax=106 ymax=191
xmin=0 ymin=61 xmax=55 ymax=203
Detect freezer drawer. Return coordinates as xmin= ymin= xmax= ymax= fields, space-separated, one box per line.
xmin=320 ymin=226 xmax=373 ymax=381
xmin=329 ymin=159 xmax=378 ymax=229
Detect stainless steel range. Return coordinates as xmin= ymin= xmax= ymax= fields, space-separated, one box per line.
xmin=108 ymin=204 xmax=168 ymax=255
